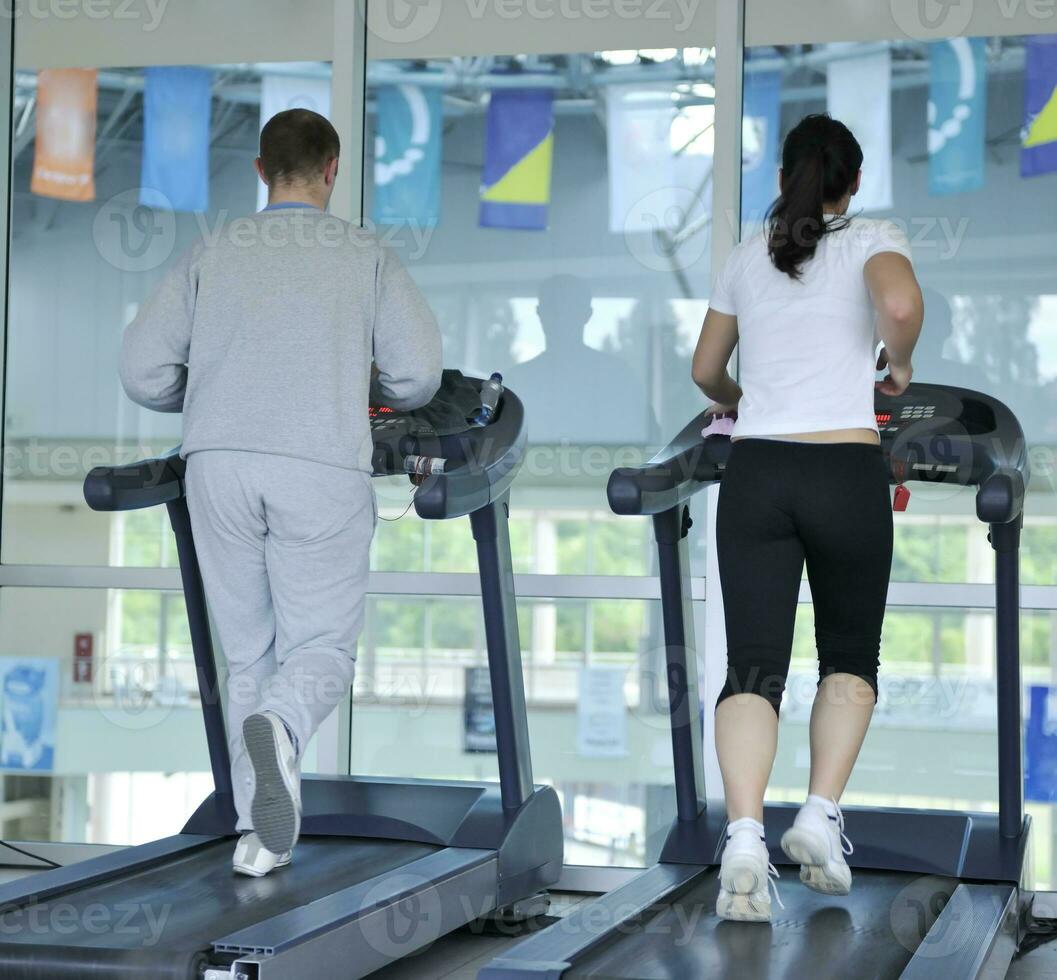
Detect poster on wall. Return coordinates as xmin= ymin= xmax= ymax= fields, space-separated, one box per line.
xmin=577 ymin=666 xmax=628 ymax=758
xmin=463 ymin=666 xmax=497 ymax=753
xmin=1026 ymin=684 xmax=1057 ymax=802
xmin=0 ymin=658 xmax=59 ymax=772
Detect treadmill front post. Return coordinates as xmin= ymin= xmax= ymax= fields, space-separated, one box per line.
xmin=470 ymin=492 xmax=534 ymax=811
xmin=992 ymin=514 xmax=1024 ymax=839
xmin=653 ymin=504 xmax=706 ymax=822
xmin=166 ymin=494 xmax=237 ymax=821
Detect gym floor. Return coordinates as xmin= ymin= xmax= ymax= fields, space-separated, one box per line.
xmin=4 ymin=849 xmax=1057 ymax=979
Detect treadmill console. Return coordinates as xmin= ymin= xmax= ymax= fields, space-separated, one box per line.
xmin=875 ymin=387 xmax=997 ymax=439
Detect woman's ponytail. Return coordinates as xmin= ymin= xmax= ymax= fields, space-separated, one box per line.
xmin=767 ymin=114 xmax=863 ymax=280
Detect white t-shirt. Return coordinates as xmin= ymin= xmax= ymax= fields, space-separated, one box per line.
xmin=708 ymin=216 xmax=913 ymax=438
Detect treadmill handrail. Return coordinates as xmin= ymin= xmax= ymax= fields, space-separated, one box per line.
xmin=608 ymin=412 xmax=726 ymax=516
xmin=610 ymin=383 xmax=1030 ymax=522
xmin=414 ymin=388 xmax=527 ymax=520
xmin=84 ymin=448 xmax=186 ymax=512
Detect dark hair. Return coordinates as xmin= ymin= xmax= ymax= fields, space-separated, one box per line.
xmin=259 ymin=108 xmax=340 ymax=187
xmin=767 ymin=114 xmax=863 ymax=280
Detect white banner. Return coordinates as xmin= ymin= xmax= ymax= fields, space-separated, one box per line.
xmin=606 ymin=83 xmax=679 ymax=234
xmin=577 ymin=666 xmax=628 ymax=758
xmin=827 ymin=48 xmax=893 ymax=213
xmin=257 ymin=73 xmax=333 ymax=210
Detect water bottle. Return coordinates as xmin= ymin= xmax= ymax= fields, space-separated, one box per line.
xmin=472 ymin=373 xmax=504 ymax=427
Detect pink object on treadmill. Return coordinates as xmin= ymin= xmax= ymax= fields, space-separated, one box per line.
xmin=702 ymin=411 xmax=737 ymax=440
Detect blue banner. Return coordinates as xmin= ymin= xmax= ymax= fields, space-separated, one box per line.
xmin=741 ymin=69 xmax=782 ymax=226
xmin=1022 ymin=35 xmax=1057 ymax=178
xmin=480 ymin=89 xmax=554 ymax=231
xmin=372 ymin=84 xmax=442 ymax=227
xmin=1026 ymin=685 xmax=1057 ymax=802
xmin=139 ymin=66 xmax=212 ymax=213
xmin=929 ymin=38 xmax=987 ymax=197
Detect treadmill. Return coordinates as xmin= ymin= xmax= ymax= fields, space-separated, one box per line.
xmin=0 ymin=376 xmax=563 ymax=979
xmin=483 ymin=382 xmax=1045 ymax=979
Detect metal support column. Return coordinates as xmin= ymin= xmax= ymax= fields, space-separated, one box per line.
xmin=166 ymin=497 xmax=235 ymax=810
xmin=653 ymin=505 xmax=706 ymax=822
xmin=469 ymin=493 xmax=534 ymax=810
xmin=991 ymin=515 xmax=1024 ymax=839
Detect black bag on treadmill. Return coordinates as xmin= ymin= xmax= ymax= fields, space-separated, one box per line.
xmin=369 ymin=369 xmax=491 ymax=475
xmin=406 ymin=369 xmax=486 ymax=436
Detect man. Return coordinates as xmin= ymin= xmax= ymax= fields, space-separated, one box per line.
xmin=120 ymin=109 xmax=442 ymax=875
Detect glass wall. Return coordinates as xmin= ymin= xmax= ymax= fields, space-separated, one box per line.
xmin=359 ymin=42 xmax=723 ymax=862
xmin=0 ymin=1 xmax=1056 ymax=891
xmin=738 ymin=28 xmax=1057 ymax=886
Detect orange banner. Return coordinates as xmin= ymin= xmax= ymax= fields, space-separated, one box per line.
xmin=31 ymin=69 xmax=97 ymax=202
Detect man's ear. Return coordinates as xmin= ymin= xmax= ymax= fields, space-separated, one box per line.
xmin=851 ymin=170 xmax=862 ymax=196
xmin=325 ymin=157 xmax=339 ymax=187
xmin=254 ymin=157 xmax=268 ymax=184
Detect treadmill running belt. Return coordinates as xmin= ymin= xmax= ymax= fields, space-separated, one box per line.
xmin=567 ymin=869 xmax=958 ymax=980
xmin=0 ymin=837 xmax=438 ymax=979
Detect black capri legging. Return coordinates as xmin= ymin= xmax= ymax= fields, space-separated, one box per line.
xmin=716 ymin=438 xmax=894 ymax=714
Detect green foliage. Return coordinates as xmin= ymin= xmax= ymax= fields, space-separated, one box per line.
xmin=372 ymin=517 xmax=425 ymax=572
xmin=890 ymin=523 xmax=968 ymax=583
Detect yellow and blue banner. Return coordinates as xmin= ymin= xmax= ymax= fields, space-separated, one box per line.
xmin=741 ymin=68 xmax=782 ymax=226
xmin=929 ymin=38 xmax=987 ymax=197
xmin=1022 ymin=35 xmax=1057 ymax=178
xmin=373 ymin=85 xmax=442 ymax=227
xmin=480 ymin=89 xmax=554 ymax=231
xmin=140 ymin=66 xmax=212 ymax=213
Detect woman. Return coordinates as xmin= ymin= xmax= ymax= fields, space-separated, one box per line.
xmin=691 ymin=113 xmax=924 ymax=922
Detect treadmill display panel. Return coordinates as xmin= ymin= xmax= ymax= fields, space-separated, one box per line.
xmin=876 ymin=403 xmax=937 ymax=433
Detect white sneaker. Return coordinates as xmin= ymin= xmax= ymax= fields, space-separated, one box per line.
xmin=244 ymin=711 xmax=302 ymax=856
xmin=716 ymin=819 xmax=783 ymax=923
xmin=780 ymin=797 xmax=853 ymax=896
xmin=233 ymin=832 xmax=292 ymax=877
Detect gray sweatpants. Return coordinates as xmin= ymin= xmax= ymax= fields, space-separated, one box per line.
xmin=185 ymin=450 xmax=376 ymax=832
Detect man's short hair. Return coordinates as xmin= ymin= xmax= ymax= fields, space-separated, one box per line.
xmin=259 ymin=108 xmax=340 ymax=186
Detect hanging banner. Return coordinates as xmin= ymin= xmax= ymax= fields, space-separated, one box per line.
xmin=928 ymin=38 xmax=987 ymax=197
xmin=827 ymin=48 xmax=893 ymax=212
xmin=31 ymin=69 xmax=97 ymax=203
xmin=480 ymin=89 xmax=554 ymax=231
xmin=140 ymin=67 xmax=212 ymax=213
xmin=257 ymin=73 xmax=333 ymax=210
xmin=373 ymin=85 xmax=442 ymax=227
xmin=607 ymin=83 xmax=678 ymax=234
xmin=1022 ymin=35 xmax=1057 ymax=178
xmin=576 ymin=666 xmax=628 ymax=759
xmin=741 ymin=69 xmax=782 ymax=226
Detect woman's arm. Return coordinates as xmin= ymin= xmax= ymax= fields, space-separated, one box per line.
xmin=864 ymin=251 xmax=924 ymax=392
xmin=692 ymin=308 xmax=742 ymax=408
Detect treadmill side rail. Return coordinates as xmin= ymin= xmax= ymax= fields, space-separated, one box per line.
xmin=478 ymin=863 xmax=708 ymax=980
xmin=899 ymin=883 xmax=1018 ymax=980
xmin=0 ymin=834 xmax=220 ymax=910
xmin=221 ymin=850 xmax=498 ymax=978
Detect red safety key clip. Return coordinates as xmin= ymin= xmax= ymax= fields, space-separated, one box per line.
xmin=893 ymin=485 xmax=911 ymax=512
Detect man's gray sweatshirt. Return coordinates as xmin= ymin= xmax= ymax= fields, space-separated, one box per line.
xmin=120 ymin=207 xmax=443 ymax=472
